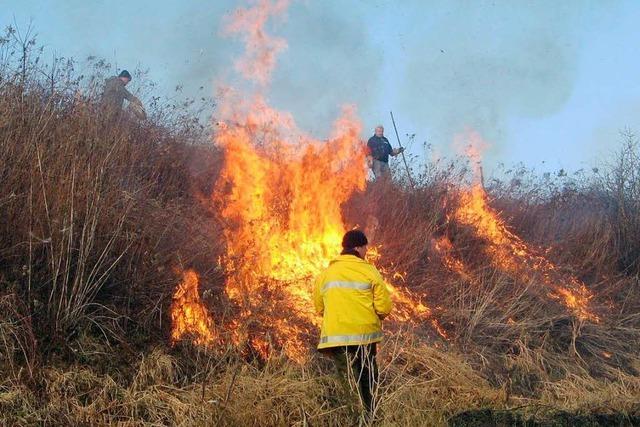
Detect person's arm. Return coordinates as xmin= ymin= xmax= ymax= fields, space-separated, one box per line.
xmin=313 ymin=274 xmax=324 ymax=315
xmin=122 ymin=86 xmax=136 ymax=103
xmin=371 ymin=268 xmax=392 ymax=318
xmin=124 ymin=88 xmax=146 ymax=119
xmin=120 ymin=84 xmax=144 ymax=108
xmin=390 ymin=146 xmax=405 ymax=157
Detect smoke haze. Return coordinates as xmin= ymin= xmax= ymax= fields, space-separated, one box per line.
xmin=3 ymin=0 xmax=639 ymax=170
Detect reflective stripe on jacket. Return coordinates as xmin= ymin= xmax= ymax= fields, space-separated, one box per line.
xmin=313 ymin=254 xmax=393 ymax=349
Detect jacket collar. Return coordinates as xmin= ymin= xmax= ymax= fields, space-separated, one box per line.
xmin=330 ymin=254 xmax=368 ymax=265
xmin=340 ymin=248 xmax=363 ymax=258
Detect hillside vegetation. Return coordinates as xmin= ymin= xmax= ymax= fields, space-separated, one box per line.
xmin=1 ymin=28 xmax=640 ymax=426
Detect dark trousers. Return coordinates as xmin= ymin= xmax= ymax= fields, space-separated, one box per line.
xmin=325 ymin=344 xmax=378 ymax=413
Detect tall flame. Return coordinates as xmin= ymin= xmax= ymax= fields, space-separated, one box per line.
xmin=170 ymin=269 xmax=216 ymax=346
xmin=170 ymin=0 xmax=442 ymax=357
xmin=215 ymin=105 xmax=369 ymax=360
xmin=437 ymin=130 xmax=598 ymax=320
xmin=455 ymin=185 xmax=597 ymax=321
xmin=216 ymin=105 xmax=367 ymax=286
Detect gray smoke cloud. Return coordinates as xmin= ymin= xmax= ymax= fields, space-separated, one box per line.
xmin=27 ymin=0 xmax=380 ymax=138
xmin=390 ymin=1 xmax=588 ymax=159
xmin=253 ymin=1 xmax=381 ymax=137
xmin=5 ymin=0 xmax=623 ymax=167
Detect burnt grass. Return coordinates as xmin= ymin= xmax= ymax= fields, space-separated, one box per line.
xmin=1 ymin=29 xmax=640 ymax=425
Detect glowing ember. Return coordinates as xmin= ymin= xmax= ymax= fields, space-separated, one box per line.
xmin=366 ymin=247 xmax=431 ymax=322
xmin=366 ymin=246 xmax=448 ymax=338
xmin=170 ymin=269 xmax=216 ymax=346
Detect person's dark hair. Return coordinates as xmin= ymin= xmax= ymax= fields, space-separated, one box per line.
xmin=342 ymin=229 xmax=368 ymax=250
xmin=118 ymin=70 xmax=132 ymax=80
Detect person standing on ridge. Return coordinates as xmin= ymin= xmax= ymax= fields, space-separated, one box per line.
xmin=313 ymin=229 xmax=393 ymax=418
xmin=367 ymin=125 xmax=404 ymax=180
xmin=100 ymin=70 xmax=145 ymax=119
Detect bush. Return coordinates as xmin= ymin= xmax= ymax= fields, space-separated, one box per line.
xmin=0 ymin=25 xmax=222 ymax=374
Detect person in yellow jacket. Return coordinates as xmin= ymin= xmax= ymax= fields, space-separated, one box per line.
xmin=313 ymin=229 xmax=393 ymax=416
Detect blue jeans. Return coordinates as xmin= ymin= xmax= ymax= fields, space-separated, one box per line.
xmin=371 ymin=160 xmax=390 ymax=180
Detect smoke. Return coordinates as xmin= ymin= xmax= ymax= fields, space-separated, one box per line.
xmin=222 ymin=0 xmax=290 ymax=86
xmin=393 ymin=1 xmax=588 ymax=158
xmin=454 ymin=129 xmax=489 ymax=182
xmin=266 ymin=1 xmax=381 ymax=137
xmin=8 ymin=0 xmax=625 ymax=167
xmin=215 ymin=0 xmax=380 ymax=140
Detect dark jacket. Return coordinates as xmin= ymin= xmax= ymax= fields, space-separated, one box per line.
xmin=100 ymin=76 xmax=136 ymax=112
xmin=367 ymin=135 xmax=393 ymax=163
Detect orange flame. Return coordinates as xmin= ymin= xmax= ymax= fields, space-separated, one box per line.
xmin=433 ymin=236 xmax=476 ymax=283
xmin=366 ymin=247 xmax=447 ymax=338
xmin=442 ymin=130 xmax=598 ymax=321
xmin=213 ymin=0 xmax=367 ymax=360
xmin=217 ymin=106 xmax=366 ymax=287
xmin=366 ymin=247 xmax=430 ymax=322
xmin=456 ymin=184 xmax=597 ymax=321
xmin=170 ymin=0 xmax=442 ymax=357
xmin=223 ymin=0 xmax=290 ymax=86
xmin=170 ymin=269 xmax=216 ymax=346
xmin=214 ymin=107 xmax=443 ymax=357
xmin=454 ymin=128 xmax=489 ymax=181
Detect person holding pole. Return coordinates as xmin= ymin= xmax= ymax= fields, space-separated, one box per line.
xmin=366 ymin=125 xmax=404 ymax=180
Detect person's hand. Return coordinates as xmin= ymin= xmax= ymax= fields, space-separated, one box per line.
xmin=398 ymin=146 xmax=405 ymax=154
xmin=366 ymin=156 xmax=373 ymax=168
xmin=129 ymin=99 xmax=147 ymax=120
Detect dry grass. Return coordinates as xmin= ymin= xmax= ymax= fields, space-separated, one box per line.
xmin=2 ymin=341 xmax=638 ymax=426
xmin=0 ymin=341 xmax=510 ymax=426
xmin=1 ymin=26 xmax=640 ymax=425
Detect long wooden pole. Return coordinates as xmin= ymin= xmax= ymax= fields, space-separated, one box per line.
xmin=390 ymin=111 xmax=415 ymax=189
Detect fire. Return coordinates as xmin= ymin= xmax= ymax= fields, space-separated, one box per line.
xmin=222 ymin=0 xmax=290 ymax=86
xmin=216 ymin=105 xmax=366 ymax=286
xmin=170 ymin=269 xmax=216 ymax=346
xmin=433 ymin=236 xmax=476 ymax=283
xmin=165 ymin=0 xmax=441 ymax=359
xmin=169 ymin=3 xmax=598 ymax=360
xmin=212 ymin=103 xmax=367 ymax=361
xmin=435 ymin=130 xmax=598 ymax=321
xmin=365 ymin=246 xmax=448 ymax=339
xmin=366 ymin=247 xmax=431 ymax=322
xmin=212 ymin=110 xmax=442 ymax=358
xmin=455 ymin=184 xmax=597 ymax=321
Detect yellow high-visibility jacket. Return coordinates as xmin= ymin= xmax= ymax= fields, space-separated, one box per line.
xmin=313 ymin=254 xmax=393 ymax=349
